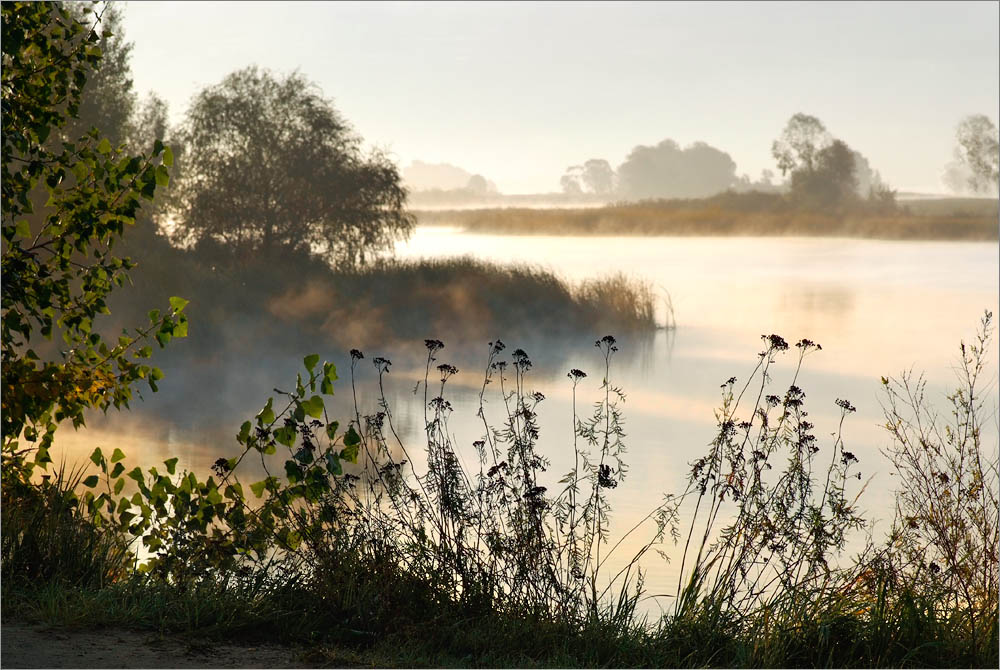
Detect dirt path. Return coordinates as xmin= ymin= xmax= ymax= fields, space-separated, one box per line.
xmin=0 ymin=623 xmax=323 ymax=669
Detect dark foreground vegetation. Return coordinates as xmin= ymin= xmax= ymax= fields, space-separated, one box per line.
xmin=112 ymin=231 xmax=659 ymax=358
xmin=3 ymin=4 xmax=998 ymax=669
xmin=419 ymin=192 xmax=999 ymax=240
xmin=4 ymin=323 xmax=998 ymax=668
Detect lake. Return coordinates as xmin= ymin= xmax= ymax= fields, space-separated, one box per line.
xmin=56 ymin=227 xmax=999 ymax=614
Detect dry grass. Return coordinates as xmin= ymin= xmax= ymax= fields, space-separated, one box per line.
xmin=418 ymin=195 xmax=998 ymax=241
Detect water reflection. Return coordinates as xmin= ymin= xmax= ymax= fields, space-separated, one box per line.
xmin=52 ymin=231 xmax=998 ymax=613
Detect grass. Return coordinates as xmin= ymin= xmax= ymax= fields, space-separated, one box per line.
xmin=418 ymin=192 xmax=998 ymax=240
xmin=103 ymin=235 xmax=662 ymax=360
xmin=3 ymin=299 xmax=996 ymax=668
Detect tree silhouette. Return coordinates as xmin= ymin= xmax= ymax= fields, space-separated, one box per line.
xmin=771 ymin=113 xmax=830 ymax=177
xmin=617 ymin=139 xmax=737 ymax=199
xmin=953 ymin=115 xmax=999 ymax=194
xmin=172 ymin=67 xmax=414 ymax=267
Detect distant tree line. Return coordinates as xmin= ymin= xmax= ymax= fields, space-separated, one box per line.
xmin=559 ymin=112 xmax=999 ymax=209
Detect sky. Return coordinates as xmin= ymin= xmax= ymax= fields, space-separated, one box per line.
xmin=122 ymin=1 xmax=999 ymax=194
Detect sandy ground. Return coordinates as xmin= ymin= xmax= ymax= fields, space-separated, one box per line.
xmin=0 ymin=623 xmax=331 ymax=669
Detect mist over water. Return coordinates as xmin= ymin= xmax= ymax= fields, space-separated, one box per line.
xmin=54 ymin=227 xmax=998 ymax=609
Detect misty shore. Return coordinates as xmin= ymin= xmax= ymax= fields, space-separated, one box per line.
xmin=417 ymin=196 xmax=998 ymax=241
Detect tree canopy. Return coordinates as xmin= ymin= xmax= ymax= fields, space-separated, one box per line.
xmin=771 ymin=113 xmax=830 ymax=177
xmin=172 ymin=67 xmax=415 ymax=267
xmin=616 ymin=139 xmax=737 ymax=200
xmin=953 ymin=115 xmax=999 ymax=195
xmin=2 ymin=1 xmax=185 ymax=474
xmin=771 ymin=113 xmax=894 ymax=211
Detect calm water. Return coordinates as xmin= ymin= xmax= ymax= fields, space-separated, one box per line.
xmin=57 ymin=228 xmax=999 ymax=612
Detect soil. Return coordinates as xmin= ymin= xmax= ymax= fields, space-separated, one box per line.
xmin=0 ymin=623 xmax=358 ymax=669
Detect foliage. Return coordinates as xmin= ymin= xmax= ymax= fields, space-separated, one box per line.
xmin=788 ymin=139 xmax=858 ymax=211
xmin=60 ymin=2 xmax=135 ymax=148
xmin=673 ymin=336 xmax=866 ymax=620
xmin=772 ymin=113 xmax=896 ymax=213
xmin=616 ymin=139 xmax=738 ymax=200
xmin=772 ymin=113 xmax=830 ymax=177
xmin=2 ymin=460 xmax=132 ymax=589
xmin=952 ymin=114 xmax=1000 ymax=195
xmin=879 ymin=310 xmax=998 ymax=653
xmin=561 ymin=159 xmax=616 ymax=196
xmin=5 ymin=327 xmax=996 ymax=667
xmin=1 ymin=0 xmax=185 ymax=478
xmin=171 ymin=66 xmax=415 ymax=267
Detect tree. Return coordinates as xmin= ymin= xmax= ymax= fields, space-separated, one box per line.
xmin=2 ymin=1 xmax=185 ymax=476
xmin=771 ymin=113 xmax=830 ymax=177
xmin=465 ymin=174 xmax=498 ymax=196
xmin=172 ymin=67 xmax=415 ymax=267
xmin=616 ymin=139 xmax=737 ymax=199
xmin=581 ymin=159 xmax=615 ymax=196
xmin=61 ymin=2 xmax=134 ymax=147
xmin=953 ymin=115 xmax=999 ymax=194
xmin=771 ymin=114 xmax=892 ymax=211
xmin=560 ymin=164 xmax=584 ymax=195
xmin=788 ymin=139 xmax=858 ymax=210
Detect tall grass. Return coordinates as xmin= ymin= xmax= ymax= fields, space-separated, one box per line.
xmin=2 ymin=461 xmax=132 ymax=589
xmin=419 ymin=194 xmax=998 ymax=240
xmin=109 ymin=241 xmax=661 ymax=356
xmin=3 ymin=315 xmax=996 ymax=667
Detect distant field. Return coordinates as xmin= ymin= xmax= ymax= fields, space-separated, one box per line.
xmin=417 ymin=195 xmax=999 ymax=241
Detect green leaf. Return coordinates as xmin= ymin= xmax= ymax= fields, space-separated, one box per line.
xmin=250 ymin=480 xmax=267 ymax=498
xmin=83 ymin=475 xmax=99 ymax=488
xmin=325 ymin=451 xmax=343 ymax=476
xmin=303 ymin=395 xmax=324 ymax=419
xmin=325 ymin=421 xmax=339 ymax=441
xmin=304 ymin=354 xmax=319 ymax=372
xmin=341 ymin=441 xmax=359 ymax=465
xmin=164 ymin=457 xmax=178 ymax=475
xmin=114 ymin=478 xmax=125 ymax=495
xmin=163 ymin=146 xmax=174 ymax=167
xmin=284 ymin=460 xmax=303 ymax=483
xmin=90 ymin=447 xmax=104 ymax=467
xmin=110 ymin=463 xmax=125 ymax=478
xmin=110 ymin=447 xmax=126 ymax=463
xmin=237 ymin=421 xmax=252 ymax=443
xmin=97 ymin=137 xmax=112 ymax=154
xmin=257 ymin=398 xmax=275 ymax=425
xmin=127 ymin=467 xmax=143 ymax=483
xmin=275 ymin=426 xmax=296 ymax=448
xmin=15 ymin=219 xmax=30 ymax=239
xmin=168 ymin=296 xmax=189 ymax=312
xmin=154 ymin=165 xmax=169 ymax=187
xmin=344 ymin=425 xmax=361 ymax=448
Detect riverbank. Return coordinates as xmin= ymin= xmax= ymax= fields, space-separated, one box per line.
xmin=417 ymin=195 xmax=998 ymax=240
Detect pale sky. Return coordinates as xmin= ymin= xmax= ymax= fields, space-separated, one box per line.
xmin=122 ymin=1 xmax=999 ymax=194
